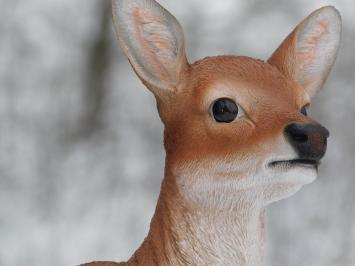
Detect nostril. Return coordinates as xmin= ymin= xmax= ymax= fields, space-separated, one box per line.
xmin=292 ymin=133 xmax=308 ymax=143
xmin=284 ymin=123 xmax=310 ymax=144
xmin=285 ymin=123 xmax=329 ymax=161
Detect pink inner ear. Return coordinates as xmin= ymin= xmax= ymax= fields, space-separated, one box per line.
xmin=131 ymin=7 xmax=174 ymax=83
xmin=268 ymin=6 xmax=341 ymax=98
xmin=298 ymin=18 xmax=330 ymax=68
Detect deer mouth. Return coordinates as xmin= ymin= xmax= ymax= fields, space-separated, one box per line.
xmin=269 ymin=159 xmax=319 ymax=170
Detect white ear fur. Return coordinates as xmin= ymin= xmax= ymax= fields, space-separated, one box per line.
xmin=268 ymin=6 xmax=342 ymax=98
xmin=112 ymin=0 xmax=188 ymax=95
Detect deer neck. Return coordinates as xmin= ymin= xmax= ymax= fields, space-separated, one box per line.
xmin=129 ymin=171 xmax=266 ymax=266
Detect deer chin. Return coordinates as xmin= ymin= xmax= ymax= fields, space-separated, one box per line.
xmin=267 ymin=158 xmax=318 ymax=184
xmin=174 ymin=158 xmax=303 ymax=208
xmin=257 ymin=163 xmax=318 ymax=204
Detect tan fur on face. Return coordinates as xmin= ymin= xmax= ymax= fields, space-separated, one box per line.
xmin=82 ymin=2 xmax=341 ymax=266
xmin=161 ymin=56 xmax=310 ymax=172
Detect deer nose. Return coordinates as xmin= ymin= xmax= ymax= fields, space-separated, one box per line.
xmin=285 ymin=123 xmax=330 ymax=161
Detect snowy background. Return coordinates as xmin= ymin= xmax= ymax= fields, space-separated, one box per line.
xmin=1 ymin=0 xmax=354 ymax=265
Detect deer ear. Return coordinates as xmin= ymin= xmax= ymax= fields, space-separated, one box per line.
xmin=112 ymin=0 xmax=188 ymax=97
xmin=268 ymin=6 xmax=341 ymax=98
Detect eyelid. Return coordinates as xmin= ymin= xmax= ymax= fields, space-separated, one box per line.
xmin=236 ymin=102 xmax=246 ymax=118
xmin=210 ymin=97 xmax=247 ymax=114
xmin=302 ymin=102 xmax=311 ymax=108
xmin=301 ymin=103 xmax=311 ymax=112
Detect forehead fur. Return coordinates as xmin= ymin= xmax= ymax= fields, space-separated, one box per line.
xmin=186 ymin=56 xmax=301 ymax=97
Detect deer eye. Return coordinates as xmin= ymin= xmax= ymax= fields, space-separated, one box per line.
xmin=301 ymin=105 xmax=308 ymax=116
xmin=212 ymin=98 xmax=243 ymax=123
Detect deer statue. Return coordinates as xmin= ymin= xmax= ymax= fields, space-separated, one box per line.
xmin=82 ymin=0 xmax=341 ymax=265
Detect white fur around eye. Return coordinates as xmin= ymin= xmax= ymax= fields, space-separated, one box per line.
xmin=235 ymin=102 xmax=246 ymax=120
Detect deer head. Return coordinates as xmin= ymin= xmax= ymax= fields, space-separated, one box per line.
xmin=112 ymin=1 xmax=341 ymax=208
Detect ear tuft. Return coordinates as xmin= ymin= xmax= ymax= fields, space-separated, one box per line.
xmin=269 ymin=6 xmax=341 ymax=98
xmin=112 ymin=0 xmax=188 ymax=96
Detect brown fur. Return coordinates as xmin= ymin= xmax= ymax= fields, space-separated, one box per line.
xmin=83 ymin=3 xmax=340 ymax=265
xmin=161 ymin=56 xmax=311 ymax=169
xmin=82 ymin=56 xmax=311 ymax=266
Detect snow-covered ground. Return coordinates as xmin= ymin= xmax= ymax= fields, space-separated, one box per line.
xmin=1 ymin=0 xmax=354 ymax=265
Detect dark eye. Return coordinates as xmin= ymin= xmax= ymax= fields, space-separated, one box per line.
xmin=212 ymin=98 xmax=239 ymax=123
xmin=301 ymin=105 xmax=308 ymax=116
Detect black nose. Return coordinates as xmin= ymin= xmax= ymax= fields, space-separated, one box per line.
xmin=285 ymin=123 xmax=330 ymax=161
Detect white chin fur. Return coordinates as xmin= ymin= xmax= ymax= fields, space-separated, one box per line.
xmin=261 ymin=166 xmax=318 ymax=204
xmin=176 ymin=161 xmax=318 ymax=209
xmin=270 ymin=164 xmax=318 ymax=184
